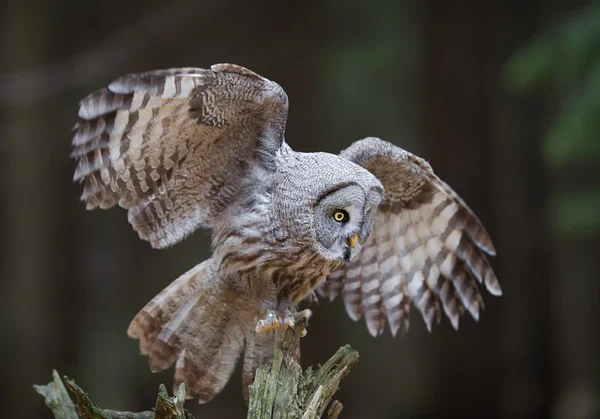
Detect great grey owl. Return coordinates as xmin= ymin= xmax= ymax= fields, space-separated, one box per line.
xmin=71 ymin=63 xmax=501 ymax=403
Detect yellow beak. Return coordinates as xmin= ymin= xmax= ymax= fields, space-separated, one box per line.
xmin=348 ymin=233 xmax=359 ymax=248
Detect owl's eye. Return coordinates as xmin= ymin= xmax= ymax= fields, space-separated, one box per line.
xmin=333 ymin=210 xmax=349 ymax=223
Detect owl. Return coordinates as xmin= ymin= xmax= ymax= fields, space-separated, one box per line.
xmin=71 ymin=63 xmax=501 ymax=403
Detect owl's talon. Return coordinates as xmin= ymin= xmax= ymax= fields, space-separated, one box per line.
xmin=282 ymin=308 xmax=312 ymax=337
xmin=255 ymin=309 xmax=282 ymax=333
xmin=299 ymin=308 xmax=312 ymax=321
xmin=283 ymin=307 xmax=295 ymax=329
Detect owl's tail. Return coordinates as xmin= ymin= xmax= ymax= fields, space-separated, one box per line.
xmin=127 ymin=258 xmax=258 ymax=404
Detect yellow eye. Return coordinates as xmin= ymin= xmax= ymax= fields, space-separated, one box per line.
xmin=333 ymin=210 xmax=348 ymax=222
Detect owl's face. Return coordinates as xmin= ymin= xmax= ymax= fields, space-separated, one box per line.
xmin=314 ymin=183 xmax=382 ymax=262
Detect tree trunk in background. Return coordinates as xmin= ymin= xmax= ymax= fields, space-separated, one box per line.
xmin=421 ymin=2 xmax=552 ymax=418
xmin=1 ymin=1 xmax=139 ymax=414
xmin=1 ymin=2 xmax=56 ymax=418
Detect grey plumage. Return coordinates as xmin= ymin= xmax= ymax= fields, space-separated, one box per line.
xmin=72 ymin=63 xmax=501 ymax=404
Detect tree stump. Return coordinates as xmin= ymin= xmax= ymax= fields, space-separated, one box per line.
xmin=35 ymin=315 xmax=359 ymax=418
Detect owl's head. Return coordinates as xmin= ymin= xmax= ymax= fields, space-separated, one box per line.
xmin=313 ymin=182 xmax=382 ymax=262
xmin=274 ymin=152 xmax=383 ymax=263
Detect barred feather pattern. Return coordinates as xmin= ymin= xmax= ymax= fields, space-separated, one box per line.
xmin=71 ymin=64 xmax=288 ymax=248
xmin=317 ymin=137 xmax=501 ymax=337
xmin=127 ymin=259 xmax=261 ymax=403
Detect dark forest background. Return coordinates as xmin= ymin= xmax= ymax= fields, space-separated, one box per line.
xmin=1 ymin=1 xmax=598 ymax=418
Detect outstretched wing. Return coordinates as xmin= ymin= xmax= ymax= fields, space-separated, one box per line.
xmin=317 ymin=137 xmax=501 ymax=337
xmin=71 ymin=63 xmax=288 ymax=248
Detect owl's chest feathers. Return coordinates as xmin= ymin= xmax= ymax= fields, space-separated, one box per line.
xmin=229 ymin=248 xmax=333 ymax=305
xmin=212 ymin=193 xmax=335 ymax=304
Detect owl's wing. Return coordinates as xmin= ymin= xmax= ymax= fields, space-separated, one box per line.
xmin=317 ymin=137 xmax=501 ymax=337
xmin=71 ymin=64 xmax=288 ymax=248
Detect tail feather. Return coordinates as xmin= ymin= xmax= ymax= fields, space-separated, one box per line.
xmin=128 ymin=259 xmax=256 ymax=403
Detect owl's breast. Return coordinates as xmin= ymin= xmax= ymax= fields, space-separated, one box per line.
xmin=215 ymin=224 xmax=337 ymax=304
xmin=211 ymin=171 xmax=339 ymax=304
xmin=271 ymin=246 xmax=340 ymax=304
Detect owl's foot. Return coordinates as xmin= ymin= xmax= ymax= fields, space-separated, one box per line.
xmin=255 ymin=309 xmax=281 ymax=333
xmin=283 ymin=308 xmax=312 ymax=337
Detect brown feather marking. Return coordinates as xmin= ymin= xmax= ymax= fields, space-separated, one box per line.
xmin=360 ymin=255 xmax=384 ymax=337
xmin=343 ymin=264 xmax=363 ymax=321
xmin=323 ymin=137 xmax=501 ymax=337
xmin=127 ymin=259 xmax=256 ymax=404
xmin=72 ymin=65 xmax=288 ymax=249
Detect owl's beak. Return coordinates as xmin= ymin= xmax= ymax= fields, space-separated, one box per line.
xmin=348 ymin=233 xmax=359 ymax=248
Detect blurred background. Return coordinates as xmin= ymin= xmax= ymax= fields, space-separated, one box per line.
xmin=1 ymin=1 xmax=598 ymax=418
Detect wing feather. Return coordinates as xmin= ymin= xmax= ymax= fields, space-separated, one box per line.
xmin=318 ymin=137 xmax=500 ymax=336
xmin=71 ymin=64 xmax=288 ymax=248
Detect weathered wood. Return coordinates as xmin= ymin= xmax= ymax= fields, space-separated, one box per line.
xmin=246 ymin=312 xmax=359 ymax=419
xmin=65 ymin=379 xmax=192 ymax=419
xmin=34 ymin=370 xmax=78 ymax=419
xmin=35 ymin=374 xmax=193 ymax=419
xmin=324 ymin=401 xmax=343 ymax=419
xmin=35 ymin=313 xmax=358 ymax=419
